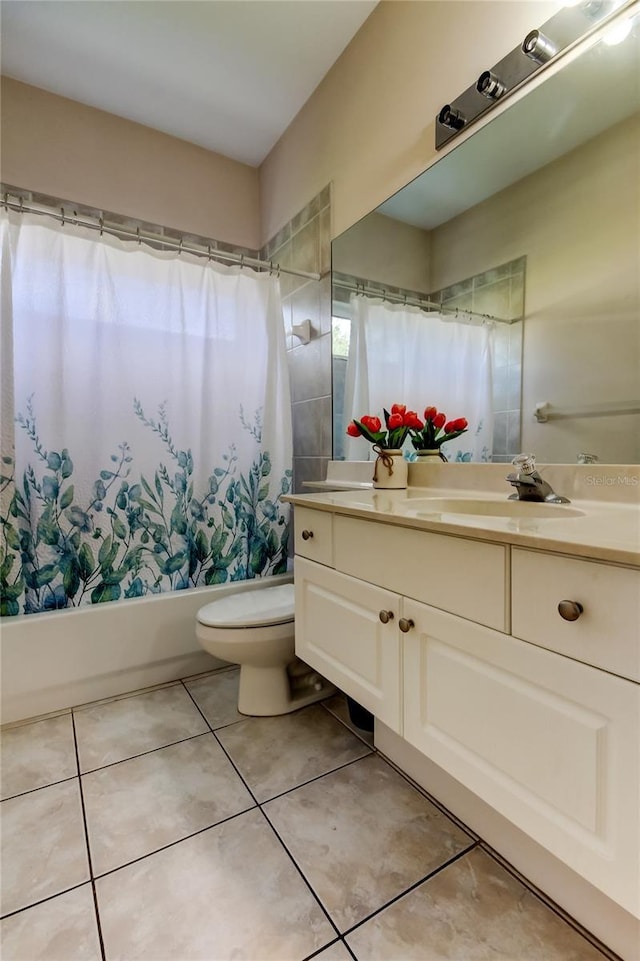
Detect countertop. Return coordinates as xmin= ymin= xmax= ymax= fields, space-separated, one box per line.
xmin=285 ymin=487 xmax=640 ymax=568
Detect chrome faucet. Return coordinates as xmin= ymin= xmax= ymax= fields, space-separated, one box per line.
xmin=506 ymin=454 xmax=570 ymax=503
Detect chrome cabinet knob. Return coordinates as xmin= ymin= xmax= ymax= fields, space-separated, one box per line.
xmin=379 ymin=610 xmax=394 ymax=624
xmin=399 ymin=617 xmax=415 ymax=633
xmin=301 ymin=530 xmax=314 ymax=540
xmin=558 ymin=600 xmax=583 ymax=621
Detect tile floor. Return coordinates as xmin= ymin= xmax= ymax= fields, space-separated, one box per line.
xmin=0 ymin=667 xmax=618 ymax=961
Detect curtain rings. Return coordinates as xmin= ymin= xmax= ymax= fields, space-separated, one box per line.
xmin=60 ymin=207 xmax=66 ymax=227
xmin=136 ymin=227 xmax=141 ymax=246
xmin=99 ymin=217 xmax=104 ymax=237
xmin=240 ymin=253 xmax=245 ymax=270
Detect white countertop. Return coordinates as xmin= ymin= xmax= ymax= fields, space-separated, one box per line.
xmin=286 ymin=486 xmax=640 ymax=567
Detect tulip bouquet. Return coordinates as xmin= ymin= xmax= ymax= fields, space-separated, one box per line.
xmin=346 ymin=404 xmax=423 ymax=450
xmin=409 ymin=406 xmax=468 ymax=456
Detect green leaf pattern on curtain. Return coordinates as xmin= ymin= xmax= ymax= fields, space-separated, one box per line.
xmin=1 ymin=398 xmax=291 ymax=616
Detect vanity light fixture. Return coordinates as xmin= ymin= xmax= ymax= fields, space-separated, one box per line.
xmin=435 ymin=0 xmax=635 ymax=149
xmin=522 ymin=29 xmax=557 ymax=64
xmin=476 ymin=70 xmax=507 ymax=100
xmin=437 ymin=104 xmax=466 ymax=130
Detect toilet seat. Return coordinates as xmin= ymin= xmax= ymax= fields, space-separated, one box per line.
xmin=197 ymin=583 xmax=294 ymax=629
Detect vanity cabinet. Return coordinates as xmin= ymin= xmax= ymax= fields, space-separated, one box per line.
xmin=294 ymin=557 xmax=402 ymax=731
xmin=403 ymin=597 xmax=639 ymax=915
xmin=292 ymin=505 xmax=640 ymax=918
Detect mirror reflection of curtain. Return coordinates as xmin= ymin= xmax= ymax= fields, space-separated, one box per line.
xmin=343 ymin=295 xmax=494 ymax=462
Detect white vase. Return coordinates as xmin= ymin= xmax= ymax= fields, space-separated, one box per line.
xmin=372 ymin=449 xmax=408 ymax=489
xmin=415 ymin=449 xmax=445 ymax=462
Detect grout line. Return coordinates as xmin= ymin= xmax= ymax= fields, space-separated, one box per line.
xmin=76 ymin=730 xmax=213 ymax=777
xmin=182 ymin=681 xmax=344 ymax=941
xmin=320 ymin=699 xmax=375 ymax=750
xmin=70 ymin=714 xmax=107 ymax=961
xmin=1 ymin=773 xmax=80 ymax=804
xmin=91 ymin=806 xmax=257 ymax=882
xmin=180 ymin=680 xmax=261 ymax=807
xmin=259 ymin=751 xmax=374 ymax=805
xmin=0 ymin=880 xmax=91 ymax=922
xmin=340 ymin=841 xmax=480 ymax=941
xmin=258 ymin=805 xmax=342 ymax=943
xmin=376 ymin=749 xmax=480 ymax=841
xmin=479 ymin=844 xmax=623 ymax=961
xmin=302 ymin=935 xmax=358 ymax=961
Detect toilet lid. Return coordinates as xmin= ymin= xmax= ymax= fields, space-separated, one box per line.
xmin=197 ymin=583 xmax=295 ymax=628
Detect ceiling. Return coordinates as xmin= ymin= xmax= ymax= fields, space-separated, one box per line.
xmin=0 ymin=0 xmax=377 ymax=167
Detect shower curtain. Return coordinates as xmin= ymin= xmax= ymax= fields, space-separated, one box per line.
xmin=343 ymin=295 xmax=494 ymax=462
xmin=0 ymin=211 xmax=292 ymax=616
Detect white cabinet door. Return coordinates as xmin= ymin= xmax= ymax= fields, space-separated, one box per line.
xmin=294 ymin=557 xmax=402 ymax=733
xmin=403 ymin=597 xmax=640 ymax=915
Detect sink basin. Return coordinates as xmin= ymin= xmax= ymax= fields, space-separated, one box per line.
xmin=401 ymin=498 xmax=585 ymax=519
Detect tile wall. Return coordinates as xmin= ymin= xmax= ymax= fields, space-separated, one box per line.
xmin=262 ymin=186 xmax=333 ymax=493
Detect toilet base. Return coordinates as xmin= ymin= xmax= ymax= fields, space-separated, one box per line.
xmin=237 ymin=663 xmax=336 ymax=716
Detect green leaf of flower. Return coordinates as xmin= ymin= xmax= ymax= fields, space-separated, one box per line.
xmin=34 ymin=564 xmax=58 ymax=587
xmin=78 ymin=542 xmax=95 ymax=579
xmin=98 ymin=536 xmax=113 ymax=566
xmin=161 ymin=552 xmax=187 ymax=575
xmin=42 ymin=475 xmax=59 ymax=500
xmin=63 ymin=562 xmax=80 ymax=598
xmin=59 ymin=485 xmax=74 ymax=510
xmin=112 ymin=517 xmax=127 ymax=540
xmin=91 ymin=582 xmax=122 ymax=603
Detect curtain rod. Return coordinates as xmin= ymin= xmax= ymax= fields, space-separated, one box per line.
xmin=2 ymin=196 xmax=321 ymax=282
xmin=334 ymin=278 xmax=510 ymax=324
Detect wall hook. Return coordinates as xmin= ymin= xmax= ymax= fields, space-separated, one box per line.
xmin=292 ymin=319 xmax=312 ymax=344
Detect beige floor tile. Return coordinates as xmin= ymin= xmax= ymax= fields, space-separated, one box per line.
xmin=322 ymin=693 xmax=374 ymax=746
xmin=345 ymin=848 xmax=608 ymax=961
xmin=73 ymin=683 xmax=208 ymax=772
xmin=0 ymin=781 xmax=90 ymax=917
xmin=96 ymin=808 xmax=336 ymax=961
xmin=0 ymin=883 xmax=101 ymax=961
xmin=1 ymin=714 xmax=77 ymax=800
xmin=313 ymin=940 xmax=355 ymax=961
xmin=216 ymin=703 xmax=372 ymax=801
xmin=264 ymin=754 xmax=473 ymax=932
xmin=183 ymin=669 xmax=243 ymax=729
xmin=83 ymin=733 xmax=254 ymax=875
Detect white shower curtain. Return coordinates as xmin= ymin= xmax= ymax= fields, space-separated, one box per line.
xmin=343 ymin=295 xmax=494 ymax=461
xmin=0 ymin=211 xmax=292 ymax=615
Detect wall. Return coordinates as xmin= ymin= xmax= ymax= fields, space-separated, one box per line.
xmin=1 ymin=77 xmax=260 ymax=250
xmin=259 ymin=0 xmax=562 ymax=244
xmin=332 ymin=212 xmax=431 ymax=295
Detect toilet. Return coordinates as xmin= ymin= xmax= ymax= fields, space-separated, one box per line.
xmin=195 ymin=583 xmax=334 ymax=716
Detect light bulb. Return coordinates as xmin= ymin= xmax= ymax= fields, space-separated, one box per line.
xmin=603 ymin=16 xmax=632 ymax=44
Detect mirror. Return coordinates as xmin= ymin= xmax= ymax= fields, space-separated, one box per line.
xmin=332 ymin=14 xmax=640 ymax=465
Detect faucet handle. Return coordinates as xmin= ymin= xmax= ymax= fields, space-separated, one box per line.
xmin=511 ymin=453 xmax=537 ymax=475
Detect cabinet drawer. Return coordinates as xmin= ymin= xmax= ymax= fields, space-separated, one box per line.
xmin=512 ymin=549 xmax=640 ymax=682
xmin=294 ymin=507 xmax=333 ymax=566
xmin=333 ymin=515 xmax=508 ymax=631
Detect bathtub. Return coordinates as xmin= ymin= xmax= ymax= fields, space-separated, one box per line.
xmin=0 ymin=573 xmax=293 ymax=725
